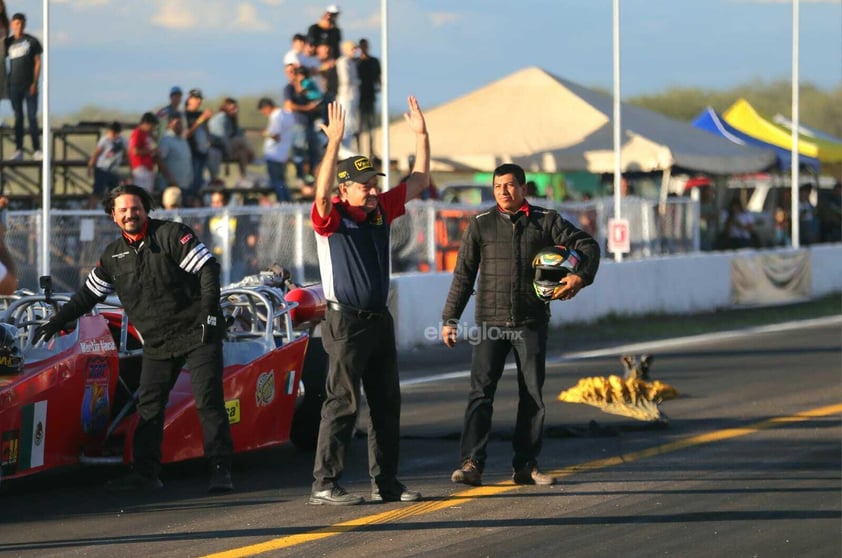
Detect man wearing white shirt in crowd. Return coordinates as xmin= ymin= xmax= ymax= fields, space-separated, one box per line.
xmin=284 ymin=33 xmax=320 ymax=75
xmin=258 ymin=97 xmax=295 ymax=203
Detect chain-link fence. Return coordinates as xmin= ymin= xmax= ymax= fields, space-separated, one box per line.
xmin=6 ymin=196 xmax=700 ymax=292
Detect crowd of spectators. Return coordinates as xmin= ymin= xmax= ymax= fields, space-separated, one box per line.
xmin=73 ymin=4 xmax=382 ymax=212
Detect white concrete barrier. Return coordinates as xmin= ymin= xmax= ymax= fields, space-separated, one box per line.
xmin=389 ymin=244 xmax=842 ymax=351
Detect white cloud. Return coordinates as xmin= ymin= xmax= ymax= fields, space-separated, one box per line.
xmin=428 ymin=11 xmax=461 ymax=28
xmin=234 ymin=2 xmax=272 ymax=31
xmin=151 ymin=2 xmax=197 ymax=29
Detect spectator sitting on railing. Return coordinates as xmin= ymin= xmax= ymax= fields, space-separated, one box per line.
xmin=208 ymin=97 xmax=254 ymax=186
xmin=87 ymin=121 xmax=126 ymax=209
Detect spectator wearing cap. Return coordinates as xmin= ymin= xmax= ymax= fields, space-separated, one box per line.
xmin=128 ymin=112 xmax=159 ymax=192
xmin=5 ymin=12 xmax=43 ymax=161
xmin=307 ymin=98 xmax=430 ymax=506
xmin=257 ymin=97 xmax=295 ymax=203
xmin=155 ymin=86 xmax=184 ymax=139
xmin=307 ymin=5 xmax=342 ymax=60
xmin=184 ymin=88 xmax=215 ymax=195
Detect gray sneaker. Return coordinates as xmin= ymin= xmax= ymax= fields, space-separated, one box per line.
xmin=371 ymin=481 xmax=421 ymax=502
xmin=512 ymin=464 xmax=556 ymax=486
xmin=451 ymin=460 xmax=482 ymax=486
xmin=309 ymin=485 xmax=363 ymax=506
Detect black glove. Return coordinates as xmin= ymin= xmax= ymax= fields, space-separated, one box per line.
xmin=33 ymin=319 xmax=63 ymax=345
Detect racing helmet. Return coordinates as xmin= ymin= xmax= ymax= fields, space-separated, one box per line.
xmin=0 ymin=322 xmax=23 ymax=375
xmin=532 ymin=245 xmax=581 ymax=302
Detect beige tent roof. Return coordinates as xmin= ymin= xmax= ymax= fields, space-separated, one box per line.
xmin=375 ymin=66 xmax=776 ymax=174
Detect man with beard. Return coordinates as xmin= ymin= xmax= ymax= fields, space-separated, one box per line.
xmin=34 ymin=184 xmax=234 ymax=494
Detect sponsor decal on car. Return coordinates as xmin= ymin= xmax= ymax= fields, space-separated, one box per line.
xmin=19 ymin=401 xmax=46 ymax=470
xmin=225 ymin=399 xmax=241 ymax=425
xmin=1 ymin=429 xmax=19 ymax=476
xmin=80 ymin=339 xmax=117 ymax=354
xmin=255 ymin=371 xmax=275 ymax=407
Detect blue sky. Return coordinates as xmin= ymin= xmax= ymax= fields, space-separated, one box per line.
xmin=8 ymin=0 xmax=842 ymax=117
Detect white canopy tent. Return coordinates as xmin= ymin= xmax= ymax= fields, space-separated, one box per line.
xmin=376 ymin=66 xmax=776 ymax=175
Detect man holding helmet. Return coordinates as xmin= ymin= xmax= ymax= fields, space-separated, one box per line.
xmin=441 ymin=163 xmax=599 ymax=487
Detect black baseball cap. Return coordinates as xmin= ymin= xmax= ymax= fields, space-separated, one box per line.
xmin=337 ymin=156 xmax=384 ymax=184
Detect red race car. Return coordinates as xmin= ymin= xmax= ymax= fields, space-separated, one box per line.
xmin=0 ymin=274 xmax=327 ymax=487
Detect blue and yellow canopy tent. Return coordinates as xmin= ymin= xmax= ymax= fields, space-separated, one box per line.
xmin=723 ymin=99 xmax=842 ymax=164
xmin=692 ymin=107 xmax=821 ymax=173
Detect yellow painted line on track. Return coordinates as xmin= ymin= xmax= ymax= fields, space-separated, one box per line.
xmin=203 ymin=403 xmax=842 ymax=558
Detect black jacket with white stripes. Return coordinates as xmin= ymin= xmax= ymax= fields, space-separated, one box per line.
xmin=52 ymin=218 xmax=221 ymax=358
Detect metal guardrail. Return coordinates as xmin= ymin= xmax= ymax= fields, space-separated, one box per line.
xmin=2 ymin=197 xmax=701 ymax=292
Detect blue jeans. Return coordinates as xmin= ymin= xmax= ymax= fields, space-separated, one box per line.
xmin=191 ymin=152 xmax=208 ymax=194
xmin=291 ymin=122 xmax=323 ymax=180
xmin=266 ymin=159 xmax=291 ymax=202
xmin=8 ymin=83 xmax=40 ymax=151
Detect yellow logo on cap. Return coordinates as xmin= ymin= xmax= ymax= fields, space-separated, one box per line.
xmin=354 ymin=158 xmax=373 ymax=171
xmin=338 ymin=170 xmax=349 ymax=179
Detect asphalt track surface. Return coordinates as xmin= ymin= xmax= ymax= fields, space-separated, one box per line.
xmin=0 ymin=317 xmax=839 ymax=558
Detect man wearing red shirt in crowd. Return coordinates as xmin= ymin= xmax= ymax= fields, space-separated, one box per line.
xmin=129 ymin=112 xmax=159 ymax=192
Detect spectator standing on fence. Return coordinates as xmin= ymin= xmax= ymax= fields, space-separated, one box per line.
xmin=156 ymin=116 xmax=193 ymax=194
xmin=308 ymin=98 xmax=429 ymax=506
xmin=335 ymin=40 xmax=359 ymax=149
xmin=87 ymin=121 xmax=127 ymax=208
xmin=208 ymin=98 xmax=254 ymax=185
xmin=284 ymin=33 xmax=320 ymax=75
xmin=283 ymin=62 xmax=323 ymax=189
xmin=257 ymin=97 xmax=294 ymax=203
xmin=5 ymin=12 xmax=42 ymax=161
xmin=0 ymin=196 xmax=18 ymax=295
xmin=184 ymin=88 xmax=214 ymax=194
xmin=128 ymin=112 xmax=159 ymax=193
xmin=355 ymin=38 xmax=380 ymax=158
xmin=307 ymin=5 xmax=341 ymax=60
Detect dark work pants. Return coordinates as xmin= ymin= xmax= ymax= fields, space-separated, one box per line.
xmin=8 ymin=83 xmax=39 ymax=151
xmin=132 ymin=341 xmax=233 ymax=478
xmin=458 ymin=322 xmax=548 ymax=472
xmin=312 ymin=307 xmax=401 ymax=492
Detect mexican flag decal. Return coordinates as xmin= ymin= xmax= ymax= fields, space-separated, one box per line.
xmin=19 ymin=401 xmax=47 ymax=470
xmin=285 ymin=370 xmax=296 ymax=395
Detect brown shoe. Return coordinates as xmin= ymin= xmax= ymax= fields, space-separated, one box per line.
xmin=512 ymin=464 xmax=555 ymax=486
xmin=451 ymin=460 xmax=482 ymax=486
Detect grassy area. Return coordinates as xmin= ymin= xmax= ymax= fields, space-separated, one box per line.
xmin=548 ymin=292 xmax=841 ymax=352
